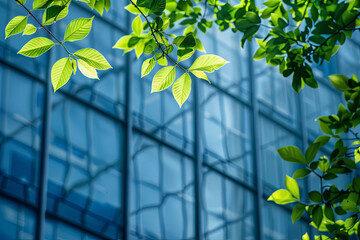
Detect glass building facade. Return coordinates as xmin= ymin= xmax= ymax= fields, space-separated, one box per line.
xmin=0 ymin=1 xmax=360 ymax=240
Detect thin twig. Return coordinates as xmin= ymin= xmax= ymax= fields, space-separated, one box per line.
xmin=129 ymin=0 xmax=187 ymax=72
xmin=15 ymin=0 xmax=72 ymax=56
xmin=314 ymin=12 xmax=360 ymax=52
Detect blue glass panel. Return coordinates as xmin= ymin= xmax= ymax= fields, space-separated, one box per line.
xmin=199 ymin=28 xmax=250 ymax=100
xmin=263 ymin=201 xmax=309 ymax=240
xmin=0 ymin=66 xmax=44 ymax=203
xmin=336 ymin=32 xmax=360 ymax=77
xmin=45 ymin=218 xmax=102 ymax=240
xmin=200 ymin=83 xmax=254 ymax=184
xmin=130 ymin=133 xmax=195 ymax=239
xmin=203 ymin=169 xmax=255 ymax=240
xmin=0 ymin=197 xmax=36 ymax=240
xmin=259 ymin=116 xmax=305 ymax=194
xmin=47 ymin=94 xmax=124 ymax=238
xmin=302 ymin=82 xmax=342 ymax=140
xmin=254 ymin=56 xmax=300 ymax=129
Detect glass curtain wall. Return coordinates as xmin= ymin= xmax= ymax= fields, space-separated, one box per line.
xmin=0 ymin=0 xmax=358 ymax=240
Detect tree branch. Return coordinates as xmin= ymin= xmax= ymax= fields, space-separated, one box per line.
xmin=315 ymin=12 xmax=360 ymax=52
xmin=15 ymin=0 xmax=72 ymax=56
xmin=128 ymin=0 xmax=187 ymax=72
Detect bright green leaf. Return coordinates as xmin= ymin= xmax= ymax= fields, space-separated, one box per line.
xmin=64 ymin=17 xmax=94 ymax=42
xmin=151 ymin=66 xmax=176 ymax=93
xmin=113 ymin=35 xmax=131 ymax=49
xmin=5 ymin=16 xmax=27 ymax=39
xmin=18 ymin=37 xmax=55 ymax=57
xmin=77 ymin=59 xmax=99 ymax=79
xmin=267 ymin=189 xmax=297 ymax=205
xmin=188 ymin=55 xmax=229 ymax=73
xmin=190 ymin=70 xmax=210 ymax=83
xmin=51 ymin=57 xmax=73 ymax=92
xmin=285 ymin=175 xmax=300 ymax=199
xmin=132 ymin=15 xmax=142 ymax=36
xmin=172 ymin=72 xmax=192 ymax=108
xmin=329 ymin=74 xmax=349 ymax=91
xmin=302 ymin=233 xmax=310 ymax=240
xmin=355 ymin=147 xmax=360 ymax=164
xmin=74 ymin=48 xmax=112 ymax=70
xmin=141 ymin=58 xmax=155 ymax=77
xmin=23 ymin=24 xmax=37 ymax=35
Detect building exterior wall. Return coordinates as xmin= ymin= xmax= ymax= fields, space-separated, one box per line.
xmin=0 ymin=1 xmax=359 ymax=239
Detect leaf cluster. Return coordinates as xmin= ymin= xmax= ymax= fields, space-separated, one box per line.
xmin=269 ymin=75 xmax=360 ymax=239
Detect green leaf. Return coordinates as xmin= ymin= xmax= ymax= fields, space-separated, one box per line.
xmin=293 ymin=168 xmax=311 ymax=179
xmin=156 ymin=55 xmax=168 ymax=66
xmin=77 ymin=59 xmax=99 ymax=79
xmin=179 ymin=34 xmax=196 ymax=48
xmin=277 ymin=146 xmax=306 ymax=164
xmin=135 ymin=39 xmax=145 ymax=58
xmin=141 ymin=58 xmax=156 ymax=77
xmin=151 ymin=66 xmax=176 ymax=93
xmin=285 ymin=175 xmax=300 ymax=199
xmin=172 ymin=72 xmax=192 ymax=108
xmin=329 ymin=74 xmax=349 ymax=91
xmin=302 ymin=233 xmax=310 ymax=240
xmin=308 ymin=191 xmax=322 ymax=203
xmin=324 ymin=206 xmax=335 ymax=222
xmin=190 ymin=70 xmax=210 ymax=83
xmin=74 ymin=48 xmax=112 ymax=70
xmin=33 ymin=0 xmax=54 ymax=9
xmin=355 ymin=147 xmax=360 ymax=164
xmin=71 ymin=58 xmax=77 ymax=75
xmin=18 ymin=37 xmax=55 ymax=57
xmin=23 ymin=24 xmax=37 ymax=35
xmin=42 ymin=5 xmax=69 ymax=25
xmin=51 ymin=57 xmax=73 ymax=92
xmin=292 ymin=204 xmax=305 ymax=223
xmin=312 ymin=206 xmax=323 ymax=228
xmin=318 ymin=121 xmax=333 ymax=135
xmin=64 ymin=17 xmax=94 ymax=42
xmin=113 ymin=35 xmax=131 ymax=49
xmin=188 ymin=55 xmax=229 ymax=73
xmin=318 ymin=156 xmax=330 ymax=172
xmin=305 ymin=142 xmax=320 ymax=164
xmin=267 ymin=189 xmax=297 ymax=205
xmin=5 ymin=16 xmax=27 ymax=39
xmin=148 ymin=0 xmax=166 ymax=15
xmin=132 ymin=16 xmax=142 ymax=36
xmin=315 ymin=136 xmax=331 ymax=147
xmin=177 ymin=48 xmax=195 ymax=62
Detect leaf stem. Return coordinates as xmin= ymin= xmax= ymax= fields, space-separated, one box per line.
xmin=128 ymin=0 xmax=187 ymax=72
xmin=15 ymin=0 xmax=72 ymax=56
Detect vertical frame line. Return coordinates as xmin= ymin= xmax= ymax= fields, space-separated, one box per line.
xmin=248 ymin=43 xmax=264 ymax=240
xmin=122 ymin=10 xmax=133 ymax=240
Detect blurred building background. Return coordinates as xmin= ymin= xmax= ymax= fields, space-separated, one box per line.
xmin=1 ymin=0 xmax=360 ymax=240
